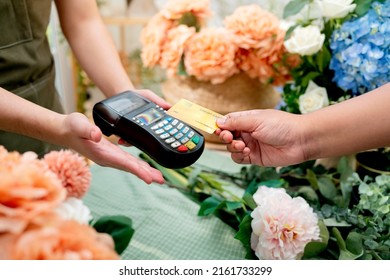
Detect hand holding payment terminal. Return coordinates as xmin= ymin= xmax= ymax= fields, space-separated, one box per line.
xmin=92 ymin=91 xmax=205 ymax=169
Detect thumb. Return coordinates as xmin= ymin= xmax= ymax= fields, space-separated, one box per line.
xmin=67 ymin=112 xmax=102 ymax=142
xmin=216 ymin=114 xmax=256 ymax=133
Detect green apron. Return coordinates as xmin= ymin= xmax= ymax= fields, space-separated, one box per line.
xmin=0 ymin=0 xmax=64 ymax=156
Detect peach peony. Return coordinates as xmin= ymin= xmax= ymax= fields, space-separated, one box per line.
xmin=161 ymin=0 xmax=212 ymax=20
xmin=250 ymin=186 xmax=320 ymax=260
xmin=0 ymin=145 xmax=7 ymax=157
xmin=183 ymin=28 xmax=239 ymax=84
xmin=236 ymin=47 xmax=298 ymax=86
xmin=0 ymin=216 xmax=118 ymax=260
xmin=160 ymin=25 xmax=196 ymax=77
xmin=43 ymin=150 xmax=91 ymax=199
xmin=224 ymin=5 xmax=282 ymax=50
xmin=0 ymin=152 xmax=66 ymax=234
xmin=141 ymin=1 xmax=299 ymax=87
xmin=140 ymin=13 xmax=174 ymax=67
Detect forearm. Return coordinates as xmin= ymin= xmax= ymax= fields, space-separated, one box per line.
xmin=303 ymin=83 xmax=390 ymax=159
xmin=55 ymin=0 xmax=134 ymax=97
xmin=0 ymin=88 xmax=66 ymax=146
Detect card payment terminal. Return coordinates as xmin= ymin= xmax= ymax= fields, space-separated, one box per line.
xmin=92 ymin=91 xmax=205 ymax=169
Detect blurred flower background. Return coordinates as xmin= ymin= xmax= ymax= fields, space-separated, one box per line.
xmin=140 ymin=0 xmax=300 ymax=86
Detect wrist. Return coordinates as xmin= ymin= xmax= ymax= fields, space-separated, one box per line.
xmin=299 ymin=113 xmax=322 ymax=161
xmin=47 ymin=113 xmax=69 ymax=146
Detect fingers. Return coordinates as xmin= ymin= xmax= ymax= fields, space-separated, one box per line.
xmin=219 ymin=130 xmax=234 ymax=144
xmin=135 ymin=89 xmax=171 ymax=109
xmin=216 ymin=110 xmax=260 ymax=132
xmin=128 ymin=159 xmax=165 ymax=185
xmin=97 ymin=139 xmax=165 ymax=184
xmin=118 ymin=138 xmax=132 ymax=147
xmin=125 ymin=158 xmax=165 ymax=185
xmin=231 ymin=150 xmax=251 ymax=164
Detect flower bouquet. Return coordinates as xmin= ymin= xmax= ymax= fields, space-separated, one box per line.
xmin=279 ymin=0 xmax=389 ymax=114
xmin=0 ymin=146 xmax=134 ymax=259
xmin=140 ymin=0 xmax=301 ymax=122
xmin=141 ymin=0 xmax=300 ymax=85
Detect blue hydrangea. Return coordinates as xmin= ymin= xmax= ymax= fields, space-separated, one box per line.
xmin=329 ymin=0 xmax=390 ymax=95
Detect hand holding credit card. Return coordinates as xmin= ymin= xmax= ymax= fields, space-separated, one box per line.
xmin=167 ymin=99 xmax=224 ymax=134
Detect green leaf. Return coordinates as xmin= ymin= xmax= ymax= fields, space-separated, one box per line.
xmin=345 ymin=232 xmax=364 ymax=256
xmin=283 ymin=0 xmax=310 ymax=19
xmin=234 ymin=214 xmax=257 ymax=259
xmin=242 ymin=192 xmax=257 ymax=210
xmin=337 ymin=157 xmax=354 ymax=182
xmin=284 ymin=25 xmax=298 ymax=41
xmin=298 ymin=186 xmax=319 ymax=203
xmin=378 ymin=204 xmax=390 ymax=214
xmin=260 ymin=179 xmax=285 ymax=189
xmin=226 ymin=201 xmax=244 ymax=211
xmin=354 ymin=0 xmax=373 ymax=17
xmin=93 ymin=215 xmax=134 ymax=255
xmin=318 ymin=177 xmax=338 ymax=200
xmin=323 ymin=218 xmax=351 ymax=227
xmin=316 ymin=46 xmax=331 ymax=72
xmin=301 ymin=72 xmax=321 ymax=88
xmin=306 ymin=169 xmax=319 ymax=190
xmin=198 ymin=197 xmax=224 ymax=216
xmin=303 ymin=220 xmax=329 ymax=259
xmin=245 ymin=179 xmax=261 ymax=196
xmin=332 ymin=227 xmax=363 ymax=260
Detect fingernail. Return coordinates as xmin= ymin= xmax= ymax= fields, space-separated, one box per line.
xmin=216 ymin=117 xmax=226 ymax=126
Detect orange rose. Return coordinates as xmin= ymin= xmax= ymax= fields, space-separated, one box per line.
xmin=184 ymin=28 xmax=239 ymax=84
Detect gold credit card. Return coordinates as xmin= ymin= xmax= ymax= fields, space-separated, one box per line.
xmin=167 ymin=99 xmax=224 ymax=134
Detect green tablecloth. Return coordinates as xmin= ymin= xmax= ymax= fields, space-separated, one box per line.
xmin=83 ymin=147 xmax=246 ymax=260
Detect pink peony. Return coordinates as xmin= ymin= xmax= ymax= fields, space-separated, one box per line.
xmin=183 ymin=28 xmax=239 ymax=84
xmin=237 ymin=47 xmax=301 ymax=86
xmin=0 ymin=214 xmax=118 ymax=260
xmin=140 ymin=1 xmax=299 ymax=86
xmin=140 ymin=13 xmax=174 ymax=67
xmin=43 ymin=150 xmax=91 ymax=199
xmin=0 ymin=145 xmax=7 ymax=157
xmin=160 ymin=25 xmax=196 ymax=77
xmin=0 ymin=151 xmax=66 ymax=234
xmin=161 ymin=0 xmax=212 ymax=20
xmin=224 ymin=5 xmax=282 ymax=49
xmin=250 ymin=186 xmax=320 ymax=260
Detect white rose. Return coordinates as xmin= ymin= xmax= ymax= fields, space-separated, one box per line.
xmin=55 ymin=197 xmax=92 ymax=224
xmin=284 ymin=25 xmax=325 ymax=56
xmin=318 ymin=0 xmax=356 ymax=19
xmin=299 ymin=81 xmax=329 ymax=114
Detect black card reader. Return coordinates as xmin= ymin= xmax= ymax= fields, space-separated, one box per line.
xmin=92 ymin=91 xmax=205 ymax=169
